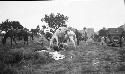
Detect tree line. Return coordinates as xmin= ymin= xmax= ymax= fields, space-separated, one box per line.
xmin=0 ymin=13 xmax=69 ymax=31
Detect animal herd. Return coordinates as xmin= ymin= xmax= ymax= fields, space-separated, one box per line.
xmin=0 ymin=26 xmax=104 ymax=50
xmin=0 ymin=28 xmax=34 ymax=46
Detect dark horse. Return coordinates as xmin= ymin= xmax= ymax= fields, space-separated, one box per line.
xmin=2 ymin=29 xmax=17 ymax=45
xmin=16 ymin=29 xmax=23 ymax=41
xmin=2 ymin=29 xmax=30 ymax=45
xmin=28 ymin=31 xmax=34 ymax=40
xmin=16 ymin=29 xmax=30 ymax=45
xmin=22 ymin=30 xmax=29 ymax=45
xmin=16 ymin=29 xmax=34 ymax=41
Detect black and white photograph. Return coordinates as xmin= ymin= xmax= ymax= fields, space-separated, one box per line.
xmin=0 ymin=0 xmax=125 ymax=74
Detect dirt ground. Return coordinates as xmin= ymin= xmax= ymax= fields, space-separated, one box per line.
xmin=0 ymin=36 xmax=125 ymax=74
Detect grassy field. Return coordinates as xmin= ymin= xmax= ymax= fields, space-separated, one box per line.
xmin=0 ymin=36 xmax=125 ymax=74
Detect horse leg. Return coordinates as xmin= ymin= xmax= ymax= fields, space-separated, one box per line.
xmin=13 ymin=37 xmax=17 ymax=45
xmin=77 ymin=38 xmax=79 ymax=46
xmin=10 ymin=37 xmax=13 ymax=46
xmin=24 ymin=37 xmax=25 ymax=44
xmin=50 ymin=36 xmax=54 ymax=46
xmin=32 ymin=35 xmax=34 ymax=40
xmin=24 ymin=36 xmax=28 ymax=45
xmin=26 ymin=36 xmax=28 ymax=45
xmin=27 ymin=40 xmax=28 ymax=45
xmin=24 ymin=41 xmax=25 ymax=44
xmin=46 ymin=34 xmax=49 ymax=41
xmin=29 ymin=35 xmax=31 ymax=40
xmin=2 ymin=37 xmax=6 ymax=45
xmin=69 ymin=36 xmax=76 ymax=49
xmin=55 ymin=36 xmax=58 ymax=46
xmin=19 ymin=36 xmax=21 ymax=40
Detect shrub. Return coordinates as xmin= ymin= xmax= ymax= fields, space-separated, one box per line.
xmin=32 ymin=51 xmax=55 ymax=65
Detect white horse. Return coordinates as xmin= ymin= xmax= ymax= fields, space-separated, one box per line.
xmin=50 ymin=27 xmax=68 ymax=46
xmin=50 ymin=27 xmax=77 ymax=48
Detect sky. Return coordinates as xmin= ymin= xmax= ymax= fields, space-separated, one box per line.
xmin=0 ymin=0 xmax=125 ymax=32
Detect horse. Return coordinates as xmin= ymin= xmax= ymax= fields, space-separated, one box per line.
xmin=16 ymin=29 xmax=30 ymax=45
xmin=50 ymin=27 xmax=77 ymax=49
xmin=27 ymin=31 xmax=34 ymax=40
xmin=22 ymin=30 xmax=29 ymax=45
xmin=50 ymin=27 xmax=68 ymax=46
xmin=2 ymin=29 xmax=17 ymax=45
xmin=16 ymin=29 xmax=23 ymax=41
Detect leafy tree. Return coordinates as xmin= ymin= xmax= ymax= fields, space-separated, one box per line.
xmin=41 ymin=13 xmax=69 ymax=30
xmin=98 ymin=27 xmax=107 ymax=37
xmin=0 ymin=19 xmax=23 ymax=31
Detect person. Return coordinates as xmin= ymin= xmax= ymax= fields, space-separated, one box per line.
xmin=100 ymin=36 xmax=106 ymax=45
